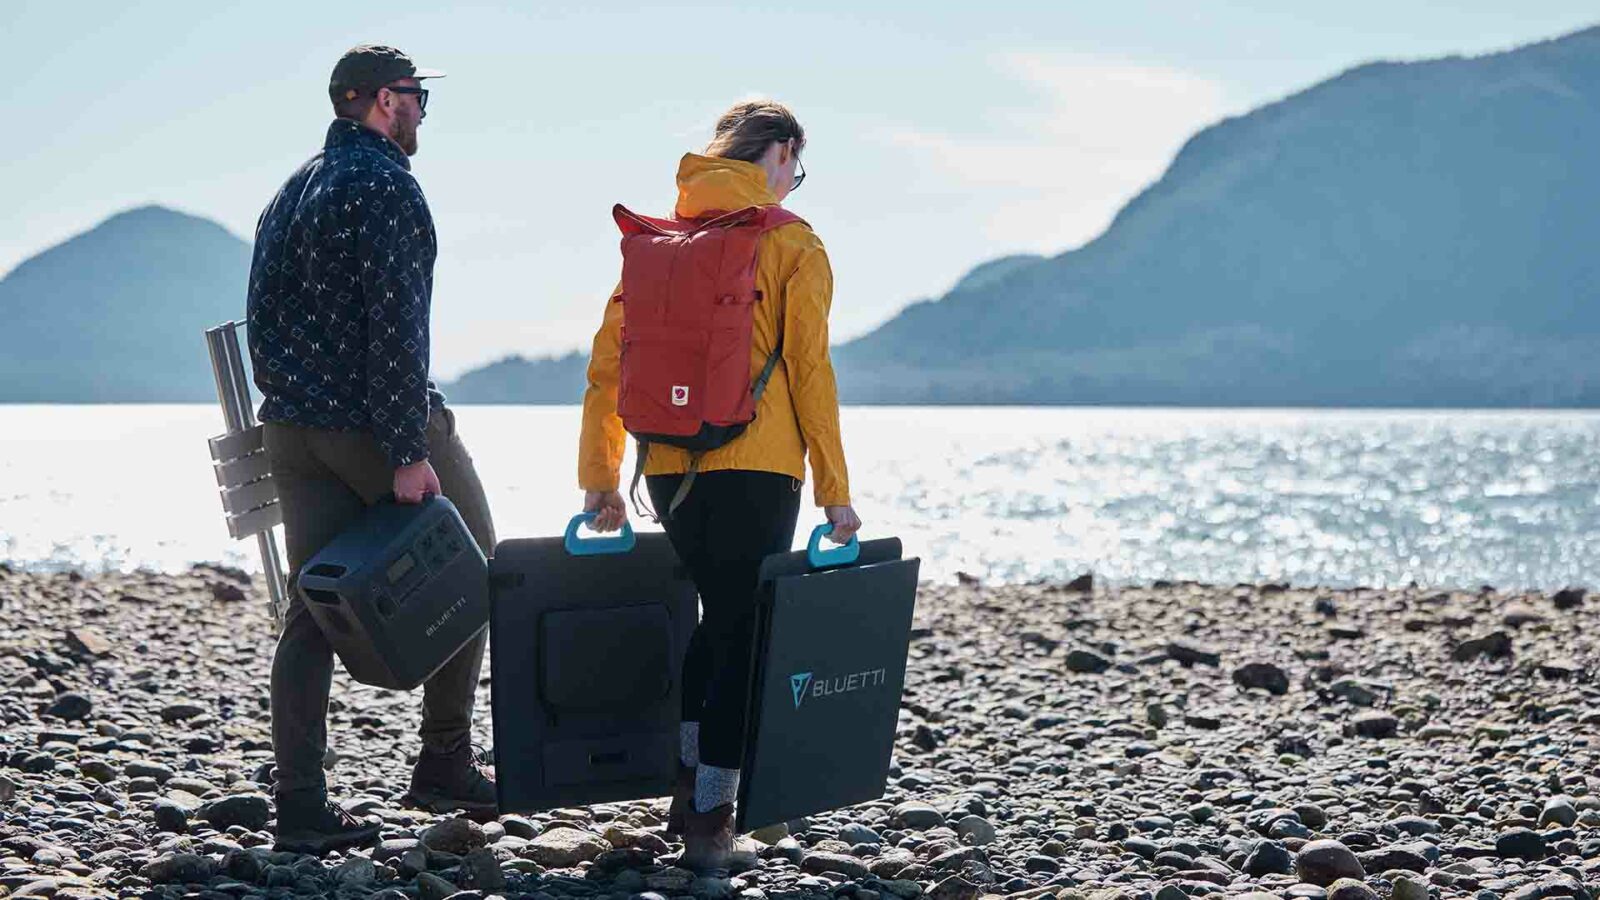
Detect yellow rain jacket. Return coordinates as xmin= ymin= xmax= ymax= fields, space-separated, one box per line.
xmin=578 ymin=153 xmax=851 ymax=508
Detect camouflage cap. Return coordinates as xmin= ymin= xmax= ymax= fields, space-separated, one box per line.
xmin=329 ymin=44 xmax=445 ymax=103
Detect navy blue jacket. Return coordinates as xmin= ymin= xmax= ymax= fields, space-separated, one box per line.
xmin=247 ymin=118 xmax=443 ymax=468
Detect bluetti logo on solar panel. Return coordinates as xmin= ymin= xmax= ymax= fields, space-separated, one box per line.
xmin=790 ymin=672 xmax=813 ymax=709
xmin=789 ymin=668 xmax=887 ymax=710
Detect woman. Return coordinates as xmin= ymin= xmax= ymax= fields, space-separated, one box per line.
xmin=577 ymin=100 xmax=860 ymax=872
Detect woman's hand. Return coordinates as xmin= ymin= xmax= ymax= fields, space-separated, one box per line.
xmin=584 ymin=490 xmax=628 ymax=533
xmin=823 ymin=504 xmax=862 ymax=544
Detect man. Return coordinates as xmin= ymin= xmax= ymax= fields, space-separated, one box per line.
xmin=247 ymin=44 xmax=496 ymax=855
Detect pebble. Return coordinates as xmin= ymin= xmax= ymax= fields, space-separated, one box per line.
xmin=2 ymin=570 xmax=1599 ymax=900
xmin=1233 ymin=662 xmax=1291 ymax=695
xmin=1297 ymin=841 xmax=1367 ymax=886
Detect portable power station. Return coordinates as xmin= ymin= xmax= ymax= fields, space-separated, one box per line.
xmin=297 ymin=495 xmax=489 ymax=690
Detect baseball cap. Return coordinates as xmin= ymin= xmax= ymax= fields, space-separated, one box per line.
xmin=329 ymin=44 xmax=446 ymax=103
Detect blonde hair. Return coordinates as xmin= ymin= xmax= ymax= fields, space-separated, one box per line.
xmin=704 ymin=100 xmax=806 ymax=163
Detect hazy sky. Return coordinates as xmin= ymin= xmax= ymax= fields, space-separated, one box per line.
xmin=3 ymin=2 xmax=1595 ymax=377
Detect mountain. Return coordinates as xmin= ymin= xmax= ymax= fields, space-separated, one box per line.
xmin=443 ymin=352 xmax=590 ymax=404
xmin=448 ymin=24 xmax=1600 ymax=407
xmin=0 ymin=206 xmax=251 ymax=402
xmin=832 ymin=25 xmax=1600 ymax=405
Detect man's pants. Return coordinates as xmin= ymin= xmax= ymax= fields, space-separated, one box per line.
xmin=646 ymin=470 xmax=801 ymax=770
xmin=263 ymin=407 xmax=496 ymax=798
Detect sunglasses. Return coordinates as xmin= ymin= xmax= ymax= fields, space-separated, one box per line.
xmin=789 ymin=140 xmax=806 ymax=192
xmin=383 ymin=85 xmax=429 ymax=114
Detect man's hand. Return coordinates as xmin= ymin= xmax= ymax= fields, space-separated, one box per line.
xmin=394 ymin=459 xmax=441 ymax=504
xmin=584 ymin=490 xmax=628 ymax=533
xmin=824 ymin=504 xmax=862 ymax=544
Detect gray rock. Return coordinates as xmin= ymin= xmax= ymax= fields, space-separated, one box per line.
xmin=1297 ymin=840 xmax=1366 ymax=886
xmin=398 ymin=847 xmax=429 ymax=877
xmin=927 ymin=876 xmax=981 ymax=900
xmin=333 ymin=857 xmax=376 ymax=886
xmin=375 ymin=838 xmax=420 ymax=863
xmin=1494 ymin=828 xmax=1545 ymax=860
xmin=140 ymin=853 xmax=218 ymax=884
xmin=1538 ymin=797 xmax=1578 ymax=828
xmin=151 ymin=798 xmax=188 ymax=833
xmin=459 ymin=847 xmax=505 ymax=891
xmin=1328 ymin=679 xmax=1384 ymax=706
xmin=1388 ymin=817 xmax=1440 ymax=836
xmin=1393 ymin=876 xmax=1430 ymax=900
xmin=1452 ymin=631 xmax=1513 ymax=662
xmin=124 ymin=760 xmax=175 ymax=783
xmin=838 ymin=822 xmax=883 ymax=845
xmin=1551 ymin=587 xmax=1585 ymax=610
xmin=159 ymin=700 xmax=208 ymax=723
xmin=954 ymin=815 xmax=997 ymax=846
xmin=424 ymin=818 xmax=489 ymax=855
xmin=45 ymin=692 xmax=92 ymax=721
xmin=1351 ymin=711 xmax=1399 ymax=739
xmin=499 ymin=815 xmax=540 ymax=839
xmin=1066 ymin=649 xmax=1113 ymax=674
xmin=416 ymin=872 xmax=458 ymax=900
xmin=1358 ymin=846 xmax=1430 ymax=873
xmin=1233 ymin=662 xmax=1291 ymax=695
xmin=802 ymin=851 xmax=870 ymax=879
xmin=200 ymin=793 xmax=271 ymax=830
xmin=1167 ymin=640 xmax=1222 ymax=667
xmin=893 ymin=801 xmax=946 ymax=830
xmin=525 ymin=827 xmax=608 ymax=867
xmin=1327 ymin=879 xmax=1379 ymax=900
xmin=1244 ymin=840 xmax=1294 ymax=876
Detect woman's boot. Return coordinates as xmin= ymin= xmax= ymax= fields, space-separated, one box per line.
xmin=679 ymin=803 xmax=735 ymax=874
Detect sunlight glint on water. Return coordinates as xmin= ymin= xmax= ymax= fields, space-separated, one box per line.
xmin=3 ymin=405 xmax=1599 ymax=590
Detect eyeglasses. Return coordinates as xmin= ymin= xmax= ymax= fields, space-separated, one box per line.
xmin=792 ymin=155 xmax=806 ymax=192
xmin=383 ymin=85 xmax=429 ymax=114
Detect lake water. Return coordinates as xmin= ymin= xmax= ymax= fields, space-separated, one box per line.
xmin=3 ymin=405 xmax=1598 ymax=590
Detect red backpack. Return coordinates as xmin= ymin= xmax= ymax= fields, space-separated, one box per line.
xmin=611 ymin=203 xmax=805 ymax=516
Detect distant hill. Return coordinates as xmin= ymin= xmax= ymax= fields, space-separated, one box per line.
xmin=444 ymin=352 xmax=590 ymax=404
xmin=0 ymin=206 xmax=249 ymax=402
xmin=449 ymin=24 xmax=1600 ymax=407
xmin=831 ymin=25 xmax=1600 ymax=405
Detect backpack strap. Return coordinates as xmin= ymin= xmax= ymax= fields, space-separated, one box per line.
xmin=627 ymin=439 xmax=703 ymax=524
xmin=628 ymin=439 xmax=654 ymax=522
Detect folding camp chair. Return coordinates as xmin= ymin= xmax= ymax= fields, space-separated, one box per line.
xmin=203 ymin=320 xmax=287 ymax=630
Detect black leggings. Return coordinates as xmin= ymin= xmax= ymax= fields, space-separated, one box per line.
xmin=647 ymin=470 xmax=802 ymax=770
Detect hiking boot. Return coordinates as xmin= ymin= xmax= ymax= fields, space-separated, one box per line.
xmin=665 ymin=763 xmax=696 ymax=837
xmin=273 ymin=791 xmax=381 ymax=856
xmin=677 ymin=804 xmax=760 ymax=875
xmin=404 ymin=744 xmax=498 ymax=820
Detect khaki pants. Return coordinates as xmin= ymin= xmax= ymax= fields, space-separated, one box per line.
xmin=262 ymin=406 xmax=496 ymax=797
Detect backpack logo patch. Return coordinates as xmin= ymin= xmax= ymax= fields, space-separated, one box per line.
xmin=671 ymin=385 xmax=690 ymax=407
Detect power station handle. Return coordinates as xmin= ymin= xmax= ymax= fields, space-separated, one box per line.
xmin=806 ymin=523 xmax=860 ymax=569
xmin=564 ymin=513 xmax=637 ymax=556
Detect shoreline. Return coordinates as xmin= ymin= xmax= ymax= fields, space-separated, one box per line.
xmin=1 ymin=568 xmax=1596 ymax=900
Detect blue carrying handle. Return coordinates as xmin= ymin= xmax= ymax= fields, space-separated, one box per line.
xmin=806 ymin=523 xmax=860 ymax=568
xmin=564 ymin=513 xmax=637 ymax=556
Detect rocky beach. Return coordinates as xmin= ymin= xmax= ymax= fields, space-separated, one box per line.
xmin=1 ymin=565 xmax=1597 ymax=900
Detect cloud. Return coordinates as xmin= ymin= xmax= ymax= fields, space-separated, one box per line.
xmin=880 ymin=52 xmax=1235 ymax=254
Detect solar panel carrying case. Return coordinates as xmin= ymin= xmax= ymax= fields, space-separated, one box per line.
xmin=489 ymin=515 xmax=698 ymax=813
xmin=296 ymin=495 xmax=489 ymax=690
xmin=735 ymin=526 xmax=920 ymax=832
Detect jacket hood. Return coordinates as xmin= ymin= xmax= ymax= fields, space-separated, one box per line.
xmin=674 ymin=153 xmax=778 ymax=218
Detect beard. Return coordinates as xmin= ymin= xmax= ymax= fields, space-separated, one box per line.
xmin=389 ymin=115 xmax=419 ymax=156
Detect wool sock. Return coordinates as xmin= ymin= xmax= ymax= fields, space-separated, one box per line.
xmin=694 ymin=764 xmax=739 ymax=813
xmin=679 ymin=721 xmax=700 ymax=768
